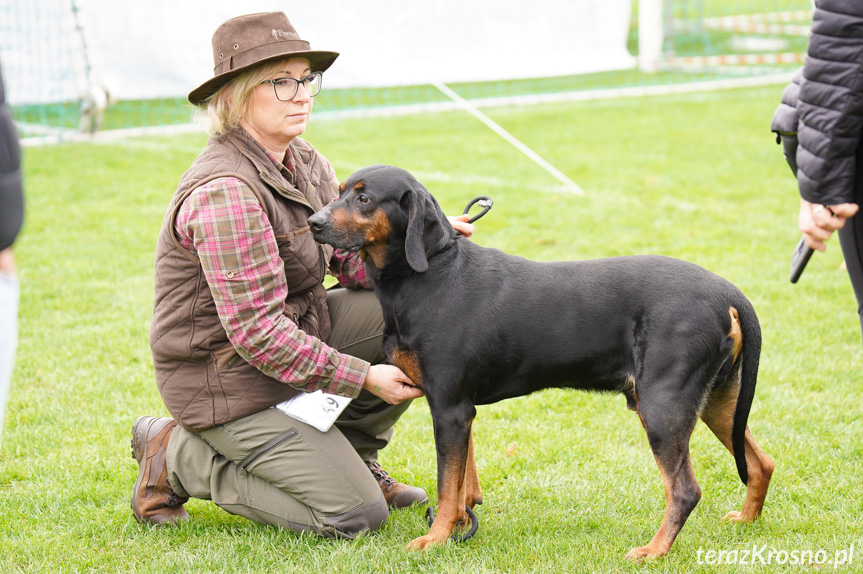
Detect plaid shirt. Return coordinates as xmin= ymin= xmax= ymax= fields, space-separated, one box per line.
xmin=175 ymin=145 xmax=373 ymax=398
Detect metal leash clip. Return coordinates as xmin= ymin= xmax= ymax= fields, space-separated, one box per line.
xmin=462 ymin=196 xmax=493 ymax=224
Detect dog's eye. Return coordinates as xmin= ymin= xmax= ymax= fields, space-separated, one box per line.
xmin=357 ymin=194 xmax=370 ymax=204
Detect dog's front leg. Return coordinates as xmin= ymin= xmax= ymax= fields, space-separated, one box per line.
xmin=409 ymin=401 xmax=475 ymax=550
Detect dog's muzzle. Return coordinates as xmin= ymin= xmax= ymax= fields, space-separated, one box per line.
xmin=308 ymin=211 xmax=328 ymax=235
xmin=308 ymin=209 xmax=359 ymax=251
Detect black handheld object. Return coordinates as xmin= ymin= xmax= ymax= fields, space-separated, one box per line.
xmin=778 ymin=135 xmax=813 ymax=285
xmin=790 ymin=237 xmax=814 ymax=284
xmin=462 ymin=196 xmax=493 ymax=223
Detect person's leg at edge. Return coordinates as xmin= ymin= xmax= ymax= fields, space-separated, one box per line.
xmin=0 ymin=256 xmax=19 ymax=447
xmin=837 ymin=144 xmax=863 ymax=342
xmin=838 ymin=212 xmax=863 ymax=342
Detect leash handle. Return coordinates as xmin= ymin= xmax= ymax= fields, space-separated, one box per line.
xmin=462 ymin=196 xmax=493 ymax=224
xmin=790 ymin=237 xmax=814 ymax=284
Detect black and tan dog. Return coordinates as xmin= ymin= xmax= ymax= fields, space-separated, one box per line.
xmin=308 ymin=165 xmax=773 ymax=560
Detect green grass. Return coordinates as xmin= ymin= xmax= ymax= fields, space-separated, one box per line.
xmin=2 ymin=84 xmax=861 ymax=573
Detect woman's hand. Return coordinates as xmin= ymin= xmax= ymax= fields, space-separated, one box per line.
xmin=363 ymin=364 xmax=423 ymax=404
xmin=448 ymin=214 xmax=475 ymax=239
xmin=798 ymin=198 xmax=859 ymax=251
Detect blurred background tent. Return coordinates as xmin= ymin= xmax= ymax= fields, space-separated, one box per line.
xmin=1 ymin=0 xmax=810 ymax=142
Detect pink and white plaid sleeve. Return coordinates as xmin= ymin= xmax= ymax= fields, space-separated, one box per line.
xmin=329 ymin=249 xmax=373 ymax=289
xmin=175 ymin=177 xmax=368 ymax=398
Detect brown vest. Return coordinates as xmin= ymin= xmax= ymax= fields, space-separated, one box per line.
xmin=150 ymin=131 xmax=335 ymax=431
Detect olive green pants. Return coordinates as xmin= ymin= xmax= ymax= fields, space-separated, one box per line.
xmin=166 ymin=288 xmax=412 ymax=538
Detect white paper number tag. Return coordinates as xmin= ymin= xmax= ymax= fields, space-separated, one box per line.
xmin=275 ymin=391 xmax=352 ymax=432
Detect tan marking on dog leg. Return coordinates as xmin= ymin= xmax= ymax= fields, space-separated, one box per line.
xmin=728 ymin=306 xmax=743 ymax=363
xmin=722 ymin=428 xmax=773 ymax=523
xmin=701 ymin=386 xmax=774 ymax=523
xmin=625 ymin=453 xmax=701 ymax=562
xmin=463 ymin=430 xmax=482 ymax=510
xmin=409 ymin=451 xmax=467 ymax=550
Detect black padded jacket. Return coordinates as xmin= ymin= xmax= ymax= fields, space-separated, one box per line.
xmin=771 ymin=0 xmax=863 ymax=205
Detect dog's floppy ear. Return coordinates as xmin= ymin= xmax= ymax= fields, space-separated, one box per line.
xmin=404 ymin=186 xmax=429 ymax=272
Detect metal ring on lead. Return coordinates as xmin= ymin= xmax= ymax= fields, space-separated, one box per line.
xmin=462 ymin=196 xmax=493 ymax=224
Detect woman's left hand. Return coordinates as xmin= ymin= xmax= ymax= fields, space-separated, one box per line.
xmin=448 ymin=214 xmax=475 ymax=239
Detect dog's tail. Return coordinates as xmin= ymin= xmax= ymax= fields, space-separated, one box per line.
xmin=731 ymin=298 xmax=762 ymax=485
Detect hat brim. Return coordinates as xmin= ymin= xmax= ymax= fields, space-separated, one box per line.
xmin=188 ymin=50 xmax=339 ymax=106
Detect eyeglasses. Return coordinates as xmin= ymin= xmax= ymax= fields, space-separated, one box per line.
xmin=260 ymin=72 xmax=323 ymax=101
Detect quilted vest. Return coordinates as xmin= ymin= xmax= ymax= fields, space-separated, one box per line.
xmin=149 ymin=131 xmax=335 ymax=431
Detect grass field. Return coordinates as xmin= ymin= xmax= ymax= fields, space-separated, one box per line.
xmin=1 ymin=84 xmax=861 ymax=573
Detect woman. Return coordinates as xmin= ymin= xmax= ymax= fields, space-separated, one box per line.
xmin=131 ymin=12 xmax=473 ymax=537
xmin=772 ymin=0 xmax=863 ymax=340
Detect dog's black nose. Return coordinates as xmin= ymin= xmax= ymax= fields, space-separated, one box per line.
xmin=308 ymin=213 xmax=327 ymax=233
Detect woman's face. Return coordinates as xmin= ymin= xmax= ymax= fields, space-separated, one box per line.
xmin=243 ymin=57 xmax=314 ymax=151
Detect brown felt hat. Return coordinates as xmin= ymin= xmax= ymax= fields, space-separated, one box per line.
xmin=188 ymin=12 xmax=339 ymax=105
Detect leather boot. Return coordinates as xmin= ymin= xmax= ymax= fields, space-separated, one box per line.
xmin=368 ymin=461 xmax=428 ymax=509
xmin=130 ymin=416 xmax=190 ymax=525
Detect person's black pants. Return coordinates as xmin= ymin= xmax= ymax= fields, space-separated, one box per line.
xmin=838 ymin=143 xmax=863 ymax=341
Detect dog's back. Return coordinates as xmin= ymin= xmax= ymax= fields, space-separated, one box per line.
xmin=391 ymin=239 xmax=754 ymax=404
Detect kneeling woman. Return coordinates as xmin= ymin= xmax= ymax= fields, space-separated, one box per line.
xmin=131 ymin=11 xmax=472 ymax=537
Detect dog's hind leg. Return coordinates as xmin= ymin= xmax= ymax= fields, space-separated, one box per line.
xmin=625 ymin=372 xmax=705 ymax=562
xmin=700 ymin=385 xmax=773 ymax=523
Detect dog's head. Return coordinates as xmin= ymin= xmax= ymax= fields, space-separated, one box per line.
xmin=309 ymin=165 xmax=454 ymax=273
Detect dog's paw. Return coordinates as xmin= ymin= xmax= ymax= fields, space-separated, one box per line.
xmin=407 ymin=534 xmax=447 ymax=551
xmin=624 ymin=545 xmax=665 ymax=563
xmin=721 ymin=510 xmax=742 ymax=523
xmin=721 ymin=510 xmax=756 ymax=523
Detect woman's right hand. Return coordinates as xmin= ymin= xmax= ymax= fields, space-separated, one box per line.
xmin=363 ymin=364 xmax=424 ymax=404
xmin=799 ymin=198 xmax=859 ymax=251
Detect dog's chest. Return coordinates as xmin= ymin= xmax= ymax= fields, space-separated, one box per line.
xmin=381 ymin=331 xmax=424 ymax=389
xmin=378 ymin=299 xmax=428 ymax=388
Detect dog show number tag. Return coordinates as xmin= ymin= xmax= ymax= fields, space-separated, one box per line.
xmin=275 ymin=390 xmax=352 ymax=432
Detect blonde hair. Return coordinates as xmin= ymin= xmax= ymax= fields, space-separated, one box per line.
xmin=194 ymin=58 xmax=303 ymax=136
